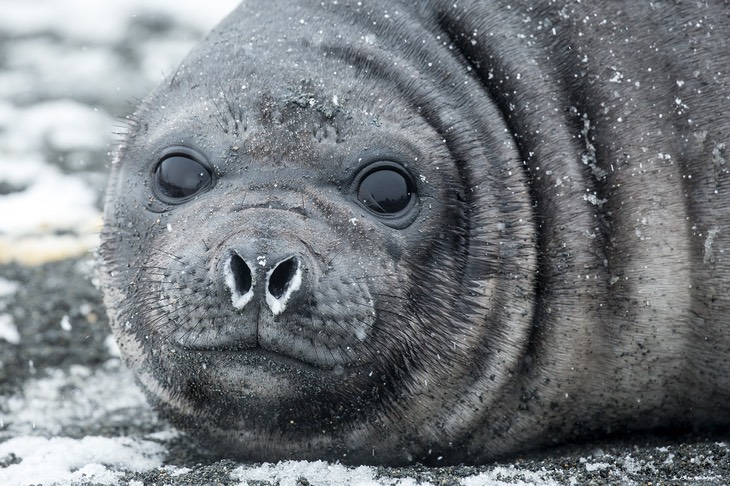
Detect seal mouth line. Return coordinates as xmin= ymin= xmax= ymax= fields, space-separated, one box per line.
xmin=173 ymin=343 xmax=367 ymax=372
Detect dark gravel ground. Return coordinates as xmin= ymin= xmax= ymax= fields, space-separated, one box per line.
xmin=1 ymin=2 xmax=729 ymax=484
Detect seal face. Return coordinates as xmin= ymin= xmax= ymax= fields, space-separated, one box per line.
xmin=100 ymin=0 xmax=730 ymax=465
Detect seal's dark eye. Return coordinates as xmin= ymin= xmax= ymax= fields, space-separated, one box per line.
xmin=357 ymin=166 xmax=415 ymax=215
xmin=154 ymin=154 xmax=212 ymax=202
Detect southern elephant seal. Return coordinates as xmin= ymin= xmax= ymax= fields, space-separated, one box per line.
xmin=100 ymin=0 xmax=730 ymax=465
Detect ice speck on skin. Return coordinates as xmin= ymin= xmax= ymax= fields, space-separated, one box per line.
xmin=583 ymin=192 xmax=608 ymax=207
xmin=712 ymin=142 xmax=727 ymax=174
xmin=704 ymin=226 xmax=720 ymax=264
xmin=0 ymin=436 xmax=165 ymax=486
xmin=608 ymin=69 xmax=623 ymax=83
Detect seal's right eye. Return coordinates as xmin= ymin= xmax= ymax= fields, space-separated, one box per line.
xmin=154 ymin=154 xmax=212 ymax=203
xmin=357 ymin=167 xmax=414 ymax=215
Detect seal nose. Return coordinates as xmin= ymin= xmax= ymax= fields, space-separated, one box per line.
xmin=223 ymin=251 xmax=303 ymax=316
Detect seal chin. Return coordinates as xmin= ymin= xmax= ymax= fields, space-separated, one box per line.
xmin=146 ymin=342 xmax=372 ymax=440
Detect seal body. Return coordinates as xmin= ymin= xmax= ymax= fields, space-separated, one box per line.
xmin=100 ymin=0 xmax=730 ymax=465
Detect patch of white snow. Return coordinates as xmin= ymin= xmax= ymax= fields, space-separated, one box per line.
xmin=0 ymin=436 xmax=165 ymax=486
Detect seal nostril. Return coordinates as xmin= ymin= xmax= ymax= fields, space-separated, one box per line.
xmin=268 ymin=257 xmax=298 ymax=299
xmin=224 ymin=253 xmax=255 ymax=310
xmin=230 ymin=253 xmax=252 ymax=295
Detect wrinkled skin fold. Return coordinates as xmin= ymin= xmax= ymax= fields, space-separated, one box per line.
xmin=100 ymin=0 xmax=730 ymax=465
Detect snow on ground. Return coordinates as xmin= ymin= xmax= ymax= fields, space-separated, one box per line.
xmin=0 ymin=436 xmax=166 ymax=486
xmin=0 ymin=360 xmax=167 ymax=485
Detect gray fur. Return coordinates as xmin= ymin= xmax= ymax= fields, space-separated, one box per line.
xmin=100 ymin=0 xmax=730 ymax=465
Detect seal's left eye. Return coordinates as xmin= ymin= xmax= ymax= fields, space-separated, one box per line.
xmin=154 ymin=154 xmax=212 ymax=202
